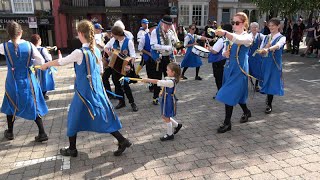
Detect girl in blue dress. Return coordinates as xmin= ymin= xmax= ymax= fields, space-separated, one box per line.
xmin=0 ymin=21 xmax=49 ymax=142
xmin=181 ymin=24 xmax=211 ymax=80
xmin=40 ymin=20 xmax=131 ymax=157
xmin=30 ymin=34 xmax=55 ymax=100
xmin=248 ymin=22 xmax=265 ymax=92
xmin=215 ymin=12 xmax=253 ymax=133
xmin=142 ymin=62 xmax=182 ymax=141
xmin=257 ymin=18 xmax=286 ymax=114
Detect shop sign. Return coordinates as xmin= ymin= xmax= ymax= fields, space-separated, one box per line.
xmin=170 ymin=6 xmax=178 ymax=15
xmin=0 ymin=17 xmax=28 ymax=25
xmin=106 ymin=8 xmax=122 ymax=14
xmin=39 ymin=18 xmax=50 ymax=25
xmin=28 ymin=17 xmax=38 ymax=28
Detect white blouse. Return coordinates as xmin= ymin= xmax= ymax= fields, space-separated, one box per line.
xmin=184 ymin=33 xmax=201 ymax=47
xmin=157 ymin=77 xmax=175 ymax=88
xmin=0 ymin=39 xmax=45 ymax=65
xmin=58 ymin=43 xmax=103 ymax=73
xmin=259 ymin=32 xmax=286 ymax=49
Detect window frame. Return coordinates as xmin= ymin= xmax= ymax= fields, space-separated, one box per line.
xmin=178 ymin=2 xmax=209 ymax=28
xmin=11 ymin=0 xmax=35 ymax=14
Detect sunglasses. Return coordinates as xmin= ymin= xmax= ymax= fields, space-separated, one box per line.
xmin=191 ymin=28 xmax=196 ymax=30
xmin=231 ymin=21 xmax=243 ymax=26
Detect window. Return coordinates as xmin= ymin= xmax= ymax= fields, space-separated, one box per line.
xmin=179 ymin=3 xmax=209 ymax=28
xmin=11 ymin=0 xmax=34 ymax=14
xmin=179 ymin=5 xmax=189 ymax=26
xmin=222 ymin=8 xmax=230 ymax=23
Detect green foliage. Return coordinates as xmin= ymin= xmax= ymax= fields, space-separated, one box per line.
xmin=251 ymin=0 xmax=320 ymax=17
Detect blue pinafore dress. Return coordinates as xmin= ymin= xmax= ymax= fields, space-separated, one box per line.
xmin=160 ymin=79 xmax=177 ymax=118
xmin=248 ymin=33 xmax=263 ymax=80
xmin=260 ymin=35 xmax=285 ymax=96
xmin=216 ymin=42 xmax=250 ymax=106
xmin=36 ymin=47 xmax=55 ymax=92
xmin=67 ymin=47 xmax=122 ymax=137
xmin=180 ymin=34 xmax=203 ymax=68
xmin=1 ymin=41 xmax=48 ymax=120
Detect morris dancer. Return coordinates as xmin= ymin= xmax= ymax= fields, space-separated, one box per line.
xmin=257 ymin=18 xmax=286 ymax=114
xmin=31 ymin=34 xmax=55 ymax=100
xmin=0 ymin=21 xmax=48 ymax=142
xmin=181 ymin=24 xmax=212 ymax=80
xmin=214 ymin=12 xmax=253 ymax=133
xmin=40 ymin=20 xmax=131 ymax=157
xmin=248 ymin=22 xmax=265 ymax=92
xmin=104 ymin=26 xmax=138 ymax=112
xmin=138 ymin=22 xmax=161 ymax=104
xmin=150 ymin=15 xmax=179 ymax=103
xmin=142 ymin=62 xmax=182 ymax=141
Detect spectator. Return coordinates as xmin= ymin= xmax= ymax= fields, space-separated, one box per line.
xmin=301 ymin=18 xmax=317 ymax=57
xmin=261 ymin=21 xmax=270 ymax=35
xmin=285 ymin=20 xmax=293 ymax=52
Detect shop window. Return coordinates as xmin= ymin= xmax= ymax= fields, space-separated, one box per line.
xmin=11 ymin=0 xmax=34 ymax=14
xmin=222 ymin=8 xmax=230 ymax=23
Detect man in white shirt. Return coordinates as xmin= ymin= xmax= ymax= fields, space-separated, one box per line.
xmin=136 ymin=18 xmax=149 ymax=75
xmin=94 ymin=23 xmax=106 ymax=52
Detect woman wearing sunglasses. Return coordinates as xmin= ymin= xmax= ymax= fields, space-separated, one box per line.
xmin=214 ymin=12 xmax=253 ymax=133
xmin=257 ymin=18 xmax=286 ymax=114
xmin=180 ymin=24 xmax=211 ymax=80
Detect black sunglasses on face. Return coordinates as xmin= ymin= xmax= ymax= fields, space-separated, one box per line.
xmin=231 ymin=21 xmax=243 ymax=26
xmin=191 ymin=28 xmax=195 ymax=30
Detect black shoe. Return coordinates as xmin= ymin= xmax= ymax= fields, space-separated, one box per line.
xmin=60 ymin=147 xmax=78 ymax=157
xmin=4 ymin=130 xmax=14 ymax=140
xmin=152 ymin=99 xmax=159 ymax=105
xmin=148 ymin=83 xmax=154 ymax=92
xmin=255 ymin=86 xmax=260 ymax=92
xmin=35 ymin=133 xmax=48 ymax=142
xmin=160 ymin=134 xmax=174 ymax=141
xmin=300 ymin=53 xmax=305 ymax=57
xmin=217 ymin=123 xmax=231 ymax=133
xmin=181 ymin=75 xmax=188 ymax=80
xmin=240 ymin=111 xmax=251 ymax=123
xmin=115 ymin=101 xmax=126 ymax=109
xmin=195 ymin=76 xmax=202 ymax=80
xmin=130 ymin=103 xmax=138 ymax=112
xmin=114 ymin=139 xmax=132 ymax=156
xmin=44 ymin=95 xmax=49 ymax=100
xmin=212 ymin=96 xmax=216 ymax=100
xmin=265 ymin=105 xmax=272 ymax=114
xmin=174 ymin=124 xmax=182 ymax=134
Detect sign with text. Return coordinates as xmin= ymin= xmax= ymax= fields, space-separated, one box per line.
xmin=28 ymin=17 xmax=37 ymax=28
xmin=0 ymin=17 xmax=28 ymax=25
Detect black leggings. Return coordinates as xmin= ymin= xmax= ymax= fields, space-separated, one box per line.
xmin=224 ymin=103 xmax=250 ymax=125
xmin=6 ymin=115 xmax=45 ymax=134
xmin=182 ymin=67 xmax=200 ymax=77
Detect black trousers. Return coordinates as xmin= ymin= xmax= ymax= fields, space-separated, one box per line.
xmin=152 ymin=56 xmax=171 ymax=99
xmin=112 ymin=69 xmax=134 ymax=104
xmin=102 ymin=67 xmax=112 ymax=92
xmin=145 ymin=58 xmax=162 ymax=99
xmin=292 ymin=39 xmax=300 ymax=54
xmin=212 ymin=59 xmax=226 ymax=91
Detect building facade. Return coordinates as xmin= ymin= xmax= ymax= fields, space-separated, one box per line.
xmin=0 ymin=0 xmax=55 ymax=46
xmin=56 ymin=0 xmax=170 ymax=50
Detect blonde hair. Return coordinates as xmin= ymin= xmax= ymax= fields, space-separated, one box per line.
xmin=167 ymin=62 xmax=181 ymax=84
xmin=77 ymin=20 xmax=98 ymax=64
xmin=235 ymin=12 xmax=249 ymax=31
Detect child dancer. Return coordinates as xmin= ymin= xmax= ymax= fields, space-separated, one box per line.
xmin=257 ymin=18 xmax=286 ymax=114
xmin=30 ymin=34 xmax=55 ymax=100
xmin=40 ymin=20 xmax=131 ymax=157
xmin=0 ymin=21 xmax=48 ymax=141
xmin=142 ymin=62 xmax=182 ymax=141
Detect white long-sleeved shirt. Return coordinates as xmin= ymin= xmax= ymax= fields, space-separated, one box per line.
xmin=104 ymin=37 xmax=136 ymax=58
xmin=211 ymin=38 xmax=224 ymax=53
xmin=184 ymin=33 xmax=201 ymax=47
xmin=150 ymin=29 xmax=178 ymax=54
xmin=0 ymin=40 xmax=45 ymax=65
xmin=157 ymin=77 xmax=175 ymax=88
xmin=36 ymin=46 xmax=52 ymax=61
xmin=58 ymin=43 xmax=103 ymax=73
xmin=137 ymin=28 xmax=149 ymax=43
xmin=138 ymin=33 xmax=151 ymax=51
xmin=222 ymin=32 xmax=253 ymax=54
xmin=259 ymin=32 xmax=286 ymax=49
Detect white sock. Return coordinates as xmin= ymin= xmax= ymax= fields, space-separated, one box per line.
xmin=170 ymin=117 xmax=178 ymax=127
xmin=166 ymin=122 xmax=173 ymax=135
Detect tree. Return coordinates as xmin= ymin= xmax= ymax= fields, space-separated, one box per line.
xmin=251 ymin=0 xmax=320 ymax=19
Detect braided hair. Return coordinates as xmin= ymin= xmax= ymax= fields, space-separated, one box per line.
xmin=6 ymin=21 xmax=22 ymax=51
xmin=77 ymin=20 xmax=99 ymax=64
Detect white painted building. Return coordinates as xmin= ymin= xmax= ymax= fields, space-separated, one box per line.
xmin=178 ymin=0 xmax=210 ymax=29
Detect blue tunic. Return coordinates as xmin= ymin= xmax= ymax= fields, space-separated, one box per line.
xmin=260 ymin=35 xmax=285 ymax=96
xmin=67 ymin=47 xmax=122 ymax=137
xmin=36 ymin=47 xmax=55 ymax=92
xmin=1 ymin=42 xmax=48 ymax=120
xmin=208 ymin=38 xmax=226 ymax=63
xmin=248 ymin=33 xmax=263 ymax=80
xmin=216 ymin=42 xmax=249 ymax=106
xmin=160 ymin=79 xmax=177 ymax=118
xmin=181 ymin=34 xmax=203 ymax=68
xmin=142 ymin=33 xmax=151 ymax=62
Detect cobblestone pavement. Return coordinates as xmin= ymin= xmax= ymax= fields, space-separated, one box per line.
xmin=0 ymin=52 xmax=319 ymax=180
